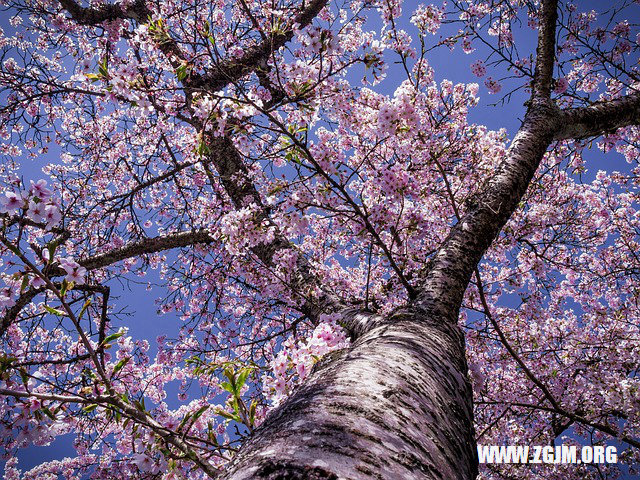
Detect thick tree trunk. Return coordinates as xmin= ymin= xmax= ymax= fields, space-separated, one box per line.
xmin=220 ymin=307 xmax=476 ymax=480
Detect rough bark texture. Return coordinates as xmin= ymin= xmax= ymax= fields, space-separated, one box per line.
xmin=219 ymin=308 xmax=475 ymax=480
xmin=217 ymin=3 xmax=565 ymax=479
xmin=555 ymin=91 xmax=640 ymax=141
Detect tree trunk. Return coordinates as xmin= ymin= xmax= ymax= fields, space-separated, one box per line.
xmin=220 ymin=306 xmax=477 ymax=480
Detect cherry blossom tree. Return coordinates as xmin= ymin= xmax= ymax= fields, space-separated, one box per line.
xmin=0 ymin=0 xmax=639 ymax=479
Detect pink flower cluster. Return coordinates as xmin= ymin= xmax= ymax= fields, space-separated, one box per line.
xmin=262 ymin=319 xmax=349 ymax=407
xmin=484 ymin=77 xmax=502 ymax=94
xmin=0 ymin=180 xmax=61 ymax=230
xmin=58 ymin=257 xmax=87 ymax=285
xmin=219 ymin=204 xmax=276 ymax=255
xmin=377 ymin=102 xmax=399 ymax=136
xmin=470 ymin=60 xmax=487 ymax=77
xmin=410 ymin=4 xmax=443 ymax=35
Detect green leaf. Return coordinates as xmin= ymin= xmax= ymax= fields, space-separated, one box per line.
xmin=101 ymin=331 xmax=124 ymax=346
xmin=98 ymin=57 xmax=108 ymax=78
xmin=41 ymin=406 xmax=56 ymax=420
xmin=207 ymin=422 xmax=219 ymax=444
xmin=177 ymin=412 xmax=193 ymax=431
xmin=214 ymin=407 xmax=241 ymax=423
xmin=223 ymin=368 xmax=237 ymax=388
xmin=19 ymin=368 xmax=29 ymax=386
xmin=47 ymin=244 xmax=56 ymax=263
xmin=220 ymin=381 xmax=234 ymax=394
xmin=135 ymin=397 xmax=146 ymax=411
xmin=186 ymin=355 xmax=203 ymax=366
xmin=83 ymin=403 xmax=98 ymax=413
xmin=230 ymin=397 xmax=240 ymax=415
xmin=192 ymin=405 xmax=209 ymax=422
xmin=85 ymin=73 xmax=102 ymax=82
xmin=60 ymin=279 xmax=72 ymax=297
xmin=176 ymin=64 xmax=188 ymax=81
xmin=77 ymin=299 xmax=91 ymax=321
xmin=112 ymin=357 xmax=130 ymax=376
xmin=196 ymin=139 xmax=210 ymax=156
xmin=249 ymin=400 xmax=257 ymax=426
xmin=43 ymin=305 xmax=67 ymax=316
xmin=0 ymin=355 xmax=17 ymax=372
xmin=20 ymin=274 xmax=29 ymax=293
xmin=236 ymin=368 xmax=252 ymax=391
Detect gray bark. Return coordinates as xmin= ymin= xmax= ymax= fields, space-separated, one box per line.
xmin=216 ymin=0 xmax=640 ymax=475
xmin=220 ymin=309 xmax=475 ymax=480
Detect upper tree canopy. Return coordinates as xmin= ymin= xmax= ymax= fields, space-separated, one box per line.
xmin=0 ymin=0 xmax=639 ymax=478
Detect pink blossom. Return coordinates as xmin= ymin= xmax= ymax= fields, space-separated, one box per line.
xmin=29 ymin=179 xmax=52 ymax=200
xmin=0 ymin=288 xmax=15 ymax=308
xmin=462 ymin=37 xmax=475 ymax=53
xmin=3 ymin=58 xmax=18 ymax=73
xmin=27 ymin=200 xmax=45 ymax=223
xmin=470 ymin=60 xmax=486 ymax=77
xmin=59 ymin=257 xmax=87 ymax=285
xmin=377 ymin=103 xmax=398 ymax=135
xmin=133 ymin=453 xmax=159 ymax=474
xmin=484 ymin=77 xmax=502 ymax=94
xmin=0 ymin=191 xmax=23 ymax=213
xmin=43 ymin=204 xmax=62 ymax=228
xmin=274 ymin=377 xmax=287 ymax=395
xmin=295 ymin=359 xmax=311 ymax=379
xmin=411 ymin=4 xmax=442 ymax=35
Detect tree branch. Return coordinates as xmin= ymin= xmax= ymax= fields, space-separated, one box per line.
xmin=59 ymin=0 xmax=328 ymax=96
xmin=414 ymin=1 xmax=561 ymax=316
xmin=0 ymin=233 xmax=212 ymax=338
xmin=1 ymin=288 xmax=44 ymax=337
xmin=0 ymin=387 xmax=100 ymax=404
xmin=78 ymin=230 xmax=214 ymax=271
xmin=191 ymin=0 xmax=328 ymax=93
xmin=203 ymin=135 xmax=344 ymax=322
xmin=554 ymin=90 xmax=640 ymax=141
xmin=58 ymin=0 xmax=190 ymax=74
xmin=531 ymin=0 xmax=559 ymax=100
xmin=418 ymin=102 xmax=559 ymax=317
